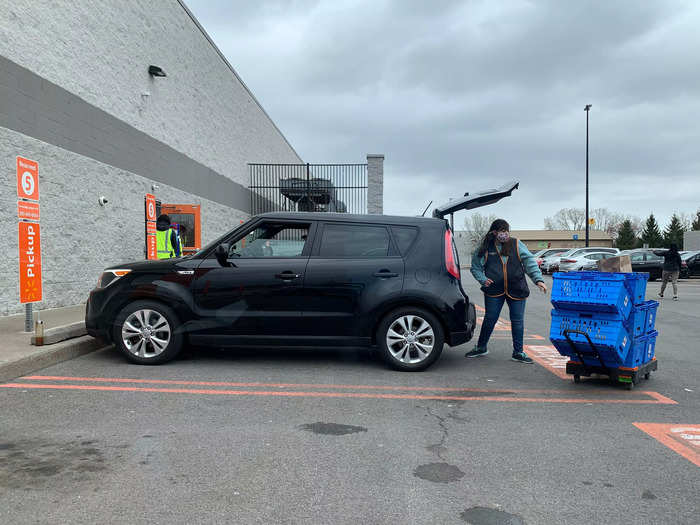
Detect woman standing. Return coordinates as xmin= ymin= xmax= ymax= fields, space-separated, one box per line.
xmin=656 ymin=243 xmax=682 ymax=300
xmin=465 ymin=219 xmax=547 ymax=363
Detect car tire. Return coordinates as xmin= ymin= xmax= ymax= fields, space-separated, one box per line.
xmin=377 ymin=307 xmax=444 ymax=372
xmin=112 ymin=300 xmax=183 ymax=365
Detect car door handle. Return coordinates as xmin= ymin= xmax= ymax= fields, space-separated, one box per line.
xmin=275 ymin=272 xmax=300 ymax=280
xmin=374 ymin=271 xmax=399 ymax=278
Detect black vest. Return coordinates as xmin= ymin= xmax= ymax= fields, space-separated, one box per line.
xmin=482 ymin=239 xmax=530 ymax=299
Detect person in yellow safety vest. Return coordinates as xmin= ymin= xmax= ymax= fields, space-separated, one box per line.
xmin=155 ymin=214 xmax=181 ymax=259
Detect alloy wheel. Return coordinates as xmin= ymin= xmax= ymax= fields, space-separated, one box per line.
xmin=121 ymin=309 xmax=171 ymax=358
xmin=385 ymin=315 xmax=435 ymax=364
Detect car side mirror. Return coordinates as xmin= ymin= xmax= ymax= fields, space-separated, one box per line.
xmin=215 ymin=243 xmax=231 ymax=267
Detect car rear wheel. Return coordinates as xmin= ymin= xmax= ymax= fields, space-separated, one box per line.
xmin=377 ymin=307 xmax=444 ymax=371
xmin=112 ymin=300 xmax=183 ymax=365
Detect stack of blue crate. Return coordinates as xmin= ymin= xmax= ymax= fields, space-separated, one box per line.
xmin=549 ymin=272 xmax=659 ymax=370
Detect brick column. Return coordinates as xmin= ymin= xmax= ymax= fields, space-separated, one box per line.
xmin=367 ymin=154 xmax=384 ymax=214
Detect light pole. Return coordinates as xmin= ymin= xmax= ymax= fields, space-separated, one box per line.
xmin=584 ymin=104 xmax=592 ymax=247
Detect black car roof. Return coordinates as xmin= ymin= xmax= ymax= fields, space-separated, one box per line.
xmin=256 ymin=212 xmax=444 ymax=226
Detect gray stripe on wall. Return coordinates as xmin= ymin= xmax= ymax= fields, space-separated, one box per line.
xmin=0 ymin=55 xmax=257 ymax=213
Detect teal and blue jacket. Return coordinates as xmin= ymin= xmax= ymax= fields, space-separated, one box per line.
xmin=470 ymin=239 xmax=544 ymax=299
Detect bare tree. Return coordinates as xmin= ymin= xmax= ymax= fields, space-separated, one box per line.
xmin=463 ymin=213 xmax=497 ymax=247
xmin=543 ymin=208 xmax=585 ymax=230
xmin=545 ymin=207 xmax=639 ymax=239
xmin=678 ymin=211 xmax=695 ymax=231
xmin=590 ymin=208 xmax=628 ymax=238
xmin=628 ymin=216 xmax=643 ymax=237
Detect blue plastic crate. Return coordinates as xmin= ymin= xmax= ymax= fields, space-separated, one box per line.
xmin=645 ymin=301 xmax=659 ymax=334
xmin=549 ymin=309 xmax=632 ymax=366
xmin=623 ymin=331 xmax=658 ymax=368
xmin=623 ymin=272 xmax=649 ymax=305
xmin=552 ymin=331 xmax=657 ymax=369
xmin=643 ymin=330 xmax=658 ymax=364
xmin=551 ymin=272 xmax=632 ymax=318
xmin=550 ymin=338 xmax=625 ymax=368
xmin=627 ymin=304 xmax=647 ymax=338
xmin=628 ymin=301 xmax=658 ymax=338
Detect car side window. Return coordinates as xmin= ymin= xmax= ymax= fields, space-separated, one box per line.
xmin=318 ymin=223 xmax=391 ymax=258
xmin=391 ymin=226 xmax=419 ymax=255
xmin=230 ymin=222 xmax=310 ymax=258
xmin=630 ymin=253 xmax=645 ymax=262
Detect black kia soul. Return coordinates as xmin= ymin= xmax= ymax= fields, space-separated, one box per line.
xmin=86 ymin=182 xmax=518 ymax=371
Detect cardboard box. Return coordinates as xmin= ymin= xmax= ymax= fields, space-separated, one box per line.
xmin=597 ymin=254 xmax=632 ymax=273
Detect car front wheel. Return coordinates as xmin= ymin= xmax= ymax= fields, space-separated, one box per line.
xmin=112 ymin=300 xmax=183 ymax=365
xmin=377 ymin=307 xmax=444 ymax=371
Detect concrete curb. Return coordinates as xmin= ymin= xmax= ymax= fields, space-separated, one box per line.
xmin=0 ymin=336 xmax=108 ymax=383
xmin=31 ymin=321 xmax=87 ymax=345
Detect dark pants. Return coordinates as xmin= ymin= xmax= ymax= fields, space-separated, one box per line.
xmin=477 ymin=294 xmax=526 ymax=355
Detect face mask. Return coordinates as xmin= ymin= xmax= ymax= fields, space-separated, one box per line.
xmin=496 ymin=231 xmax=510 ymax=243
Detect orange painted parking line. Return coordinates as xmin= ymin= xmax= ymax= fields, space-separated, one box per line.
xmin=524 ymin=344 xmax=571 ymax=380
xmin=18 ymin=375 xmax=664 ymax=397
xmin=643 ymin=391 xmax=677 ymax=404
xmin=1 ymin=381 xmax=675 ymax=404
xmin=475 ymin=315 xmax=543 ymax=339
xmin=633 ymin=423 xmax=700 ymax=467
xmin=19 ymin=375 xmax=603 ymax=393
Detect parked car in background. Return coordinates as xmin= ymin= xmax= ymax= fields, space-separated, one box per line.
xmin=619 ymin=249 xmax=664 ymax=280
xmin=543 ymin=247 xmax=619 ymax=274
xmin=681 ymin=250 xmax=700 ymax=278
xmin=533 ymin=248 xmax=568 ymax=270
xmin=559 ymin=251 xmax=617 ymax=272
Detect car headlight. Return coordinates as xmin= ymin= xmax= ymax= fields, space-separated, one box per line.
xmin=97 ymin=269 xmax=131 ymax=288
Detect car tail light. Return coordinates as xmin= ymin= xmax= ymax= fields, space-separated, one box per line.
xmin=444 ymin=229 xmax=460 ymax=279
xmin=537 ymin=258 xmax=543 ymax=266
xmin=682 ymin=262 xmax=688 ymax=267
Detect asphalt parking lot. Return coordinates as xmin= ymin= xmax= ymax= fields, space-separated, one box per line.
xmin=1 ymin=276 xmax=698 ymax=524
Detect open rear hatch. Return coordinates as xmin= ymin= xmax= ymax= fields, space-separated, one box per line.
xmin=432 ymin=180 xmax=520 ymax=219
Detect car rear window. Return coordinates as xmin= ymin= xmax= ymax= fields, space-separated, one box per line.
xmin=390 ymin=226 xmax=418 ymax=255
xmin=319 ymin=223 xmax=391 ymax=258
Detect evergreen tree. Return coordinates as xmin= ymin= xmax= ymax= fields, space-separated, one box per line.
xmin=639 ymin=214 xmax=663 ymax=248
xmin=663 ymin=214 xmax=685 ymax=249
xmin=615 ymin=220 xmax=637 ymax=250
xmin=693 ymin=210 xmax=700 ymax=231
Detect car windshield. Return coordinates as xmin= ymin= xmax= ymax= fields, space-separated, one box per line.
xmin=542 ymin=249 xmax=567 ymax=257
xmin=682 ymin=251 xmax=699 ymax=260
xmin=193 ymin=217 xmax=256 ymax=257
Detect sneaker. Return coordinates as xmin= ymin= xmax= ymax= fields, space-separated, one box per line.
xmin=511 ymin=352 xmax=534 ymax=364
xmin=658 ymin=293 xmax=664 ymax=298
xmin=465 ymin=346 xmax=489 ymax=358
xmin=673 ymin=296 xmax=679 ymax=301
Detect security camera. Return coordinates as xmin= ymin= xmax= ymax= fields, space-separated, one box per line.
xmin=98 ymin=196 xmax=109 ymax=206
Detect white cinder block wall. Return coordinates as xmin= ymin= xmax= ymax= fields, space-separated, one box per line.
xmin=0 ymin=0 xmax=302 ymax=315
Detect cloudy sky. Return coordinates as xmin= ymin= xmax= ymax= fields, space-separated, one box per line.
xmin=185 ymin=0 xmax=700 ymax=229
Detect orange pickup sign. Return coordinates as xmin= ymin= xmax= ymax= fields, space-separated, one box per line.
xmin=19 ymin=222 xmax=43 ymax=303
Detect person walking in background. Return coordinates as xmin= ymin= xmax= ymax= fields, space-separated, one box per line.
xmin=155 ymin=214 xmax=181 ymax=259
xmin=465 ymin=219 xmax=547 ymax=363
xmin=656 ymin=243 xmax=682 ymax=300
